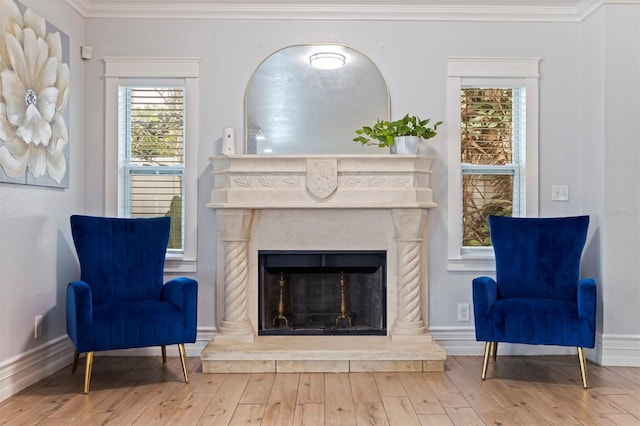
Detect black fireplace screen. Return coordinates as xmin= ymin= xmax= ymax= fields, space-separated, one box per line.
xmin=258 ymin=250 xmax=386 ymax=335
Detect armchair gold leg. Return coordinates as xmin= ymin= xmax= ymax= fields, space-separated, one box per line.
xmin=178 ymin=344 xmax=189 ymax=384
xmin=481 ymin=342 xmax=492 ymax=380
xmin=492 ymin=342 xmax=498 ymax=360
xmin=161 ymin=345 xmax=167 ymax=364
xmin=578 ymin=347 xmax=588 ymax=389
xmin=71 ymin=350 xmax=79 ymax=373
xmin=83 ymin=352 xmax=94 ymax=394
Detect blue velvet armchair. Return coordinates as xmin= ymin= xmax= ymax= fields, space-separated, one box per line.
xmin=67 ymin=215 xmax=198 ymax=393
xmin=472 ymin=215 xmax=596 ymax=388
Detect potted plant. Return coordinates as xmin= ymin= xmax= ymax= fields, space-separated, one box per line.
xmin=353 ymin=114 xmax=442 ymax=154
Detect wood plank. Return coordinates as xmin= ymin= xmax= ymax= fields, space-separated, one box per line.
xmin=297 ymin=373 xmax=325 ymax=405
xmin=240 ymin=373 xmax=275 ymax=404
xmin=164 ymin=391 xmax=216 ymax=425
xmin=350 ymin=373 xmax=382 ymax=403
xmin=373 ymin=373 xmax=406 ymax=397
xmin=381 ymin=396 xmax=420 ymax=426
xmin=132 ymin=381 xmax=187 ymax=425
xmin=44 ymin=394 xmax=93 ymax=420
xmin=600 ymin=394 xmax=640 ymax=419
xmin=292 ymin=403 xmax=325 ymax=426
xmin=512 ymin=388 xmax=580 ymax=425
xmin=396 ymin=372 xmax=445 ymax=415
xmin=601 ymin=413 xmax=640 ymax=426
xmin=4 ymin=400 xmax=73 ymax=425
xmin=354 ymin=401 xmax=389 ymax=426
xmin=229 ymin=403 xmax=266 ymax=425
xmin=422 ymin=372 xmax=469 ymax=408
xmin=103 ymin=385 xmax=167 ymax=425
xmin=444 ymin=357 xmax=504 ymax=414
xmin=443 ymin=407 xmax=485 ymax=426
xmin=504 ymin=406 xmax=549 ymax=425
xmin=324 ymin=373 xmax=357 ymax=425
xmin=190 ymin=372 xmax=226 ymax=394
xmin=478 ymin=411 xmax=522 ymax=426
xmin=197 ymin=374 xmax=251 ymax=425
xmin=540 ymin=382 xmax=627 ymax=419
xmin=416 ymin=414 xmax=454 ymax=426
xmin=473 ymin=377 xmax=526 ymax=409
xmin=262 ymin=373 xmax=299 ymax=426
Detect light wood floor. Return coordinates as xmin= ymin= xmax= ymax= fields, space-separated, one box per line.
xmin=1 ymin=355 xmax=639 ymax=425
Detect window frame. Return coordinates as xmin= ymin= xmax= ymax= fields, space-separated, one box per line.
xmin=104 ymin=57 xmax=200 ymax=273
xmin=447 ymin=57 xmax=539 ymax=272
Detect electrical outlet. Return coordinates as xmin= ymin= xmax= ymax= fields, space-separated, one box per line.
xmin=34 ymin=315 xmax=43 ymax=339
xmin=457 ymin=303 xmax=470 ymax=322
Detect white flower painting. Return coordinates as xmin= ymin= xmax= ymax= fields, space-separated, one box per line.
xmin=0 ymin=0 xmax=70 ymax=187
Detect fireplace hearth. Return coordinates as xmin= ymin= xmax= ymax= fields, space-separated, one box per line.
xmin=259 ymin=251 xmax=386 ymax=336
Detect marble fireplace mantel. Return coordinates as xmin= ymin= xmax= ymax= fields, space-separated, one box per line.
xmin=202 ymin=154 xmax=447 ymax=373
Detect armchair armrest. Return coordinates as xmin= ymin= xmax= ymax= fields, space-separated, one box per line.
xmin=66 ymin=280 xmax=93 ymax=350
xmin=472 ymin=276 xmax=498 ymax=315
xmin=472 ymin=276 xmax=498 ymax=342
xmin=577 ymin=278 xmax=596 ymax=320
xmin=162 ymin=277 xmax=198 ymax=312
xmin=162 ymin=277 xmax=198 ymax=342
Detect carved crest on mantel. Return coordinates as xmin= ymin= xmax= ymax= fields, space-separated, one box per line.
xmin=306 ymin=159 xmax=338 ymax=199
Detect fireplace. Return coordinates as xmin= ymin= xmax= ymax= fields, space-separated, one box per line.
xmin=202 ymin=154 xmax=447 ymax=373
xmin=259 ymin=250 xmax=386 ymax=336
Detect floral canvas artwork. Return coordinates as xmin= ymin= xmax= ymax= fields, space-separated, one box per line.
xmin=0 ymin=0 xmax=70 ymax=188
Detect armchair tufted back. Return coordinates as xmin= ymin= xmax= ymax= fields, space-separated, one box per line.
xmin=70 ymin=215 xmax=170 ymax=305
xmin=489 ymin=215 xmax=589 ymax=302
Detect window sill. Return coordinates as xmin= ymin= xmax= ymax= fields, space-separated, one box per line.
xmin=165 ymin=258 xmax=197 ymax=274
xmin=447 ymin=256 xmax=496 ymax=272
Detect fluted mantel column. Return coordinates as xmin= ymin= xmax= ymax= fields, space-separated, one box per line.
xmin=391 ymin=209 xmax=431 ymax=342
xmin=216 ymin=209 xmax=255 ymax=342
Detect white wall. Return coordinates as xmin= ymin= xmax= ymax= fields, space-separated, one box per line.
xmin=580 ymin=4 xmax=640 ymax=366
xmin=0 ymin=0 xmax=85 ymax=399
xmin=580 ymin=6 xmax=606 ymax=357
xmin=600 ymin=5 xmax=640 ymax=364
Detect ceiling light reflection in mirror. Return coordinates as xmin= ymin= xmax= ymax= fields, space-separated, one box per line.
xmin=246 ymin=44 xmax=389 ymax=155
xmin=309 ymin=52 xmax=346 ymax=70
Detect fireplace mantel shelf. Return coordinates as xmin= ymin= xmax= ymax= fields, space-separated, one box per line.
xmin=209 ymin=154 xmax=437 ymax=209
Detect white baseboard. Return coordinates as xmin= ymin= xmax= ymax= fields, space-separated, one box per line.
xmin=0 ymin=328 xmax=216 ymax=403
xmin=600 ymin=334 xmax=640 ymax=366
xmin=431 ymin=326 xmax=575 ymax=356
xmin=0 ymin=336 xmax=74 ymax=403
xmin=429 ymin=326 xmax=639 ymax=362
xmin=98 ymin=327 xmax=216 ymax=358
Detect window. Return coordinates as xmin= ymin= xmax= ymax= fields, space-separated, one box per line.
xmin=447 ymin=58 xmax=539 ymax=271
xmin=461 ymin=87 xmax=524 ymax=247
xmin=119 ymin=86 xmax=185 ymax=251
xmin=105 ymin=58 xmax=200 ymax=272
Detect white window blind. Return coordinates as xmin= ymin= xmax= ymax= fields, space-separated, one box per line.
xmin=460 ymin=86 xmax=525 ymax=247
xmin=118 ymin=86 xmax=186 ymax=252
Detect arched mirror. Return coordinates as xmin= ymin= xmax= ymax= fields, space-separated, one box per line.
xmin=245 ymin=44 xmax=390 ymax=154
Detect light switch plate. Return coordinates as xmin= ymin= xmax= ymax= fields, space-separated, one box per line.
xmin=552 ymin=184 xmax=569 ymax=201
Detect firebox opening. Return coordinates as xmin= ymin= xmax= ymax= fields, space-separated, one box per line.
xmin=259 ymin=250 xmax=387 ymax=336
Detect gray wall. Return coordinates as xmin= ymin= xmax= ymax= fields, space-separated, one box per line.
xmin=1 ymin=3 xmax=639 ymax=390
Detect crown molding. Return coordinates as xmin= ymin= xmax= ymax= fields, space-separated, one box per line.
xmin=64 ymin=0 xmax=639 ymax=21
